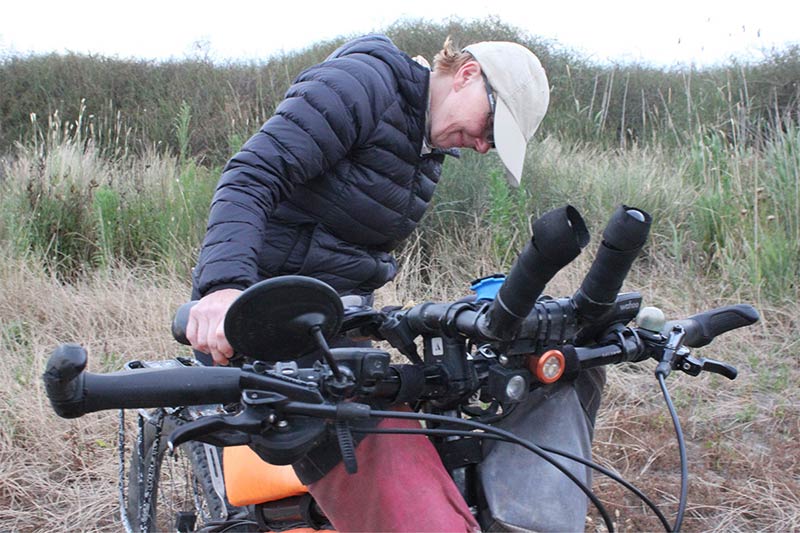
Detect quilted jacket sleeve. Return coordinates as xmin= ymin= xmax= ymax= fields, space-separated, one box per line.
xmin=194 ymin=57 xmax=381 ymax=296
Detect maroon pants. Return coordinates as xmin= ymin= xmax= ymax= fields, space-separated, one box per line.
xmin=307 ymin=415 xmax=480 ymax=532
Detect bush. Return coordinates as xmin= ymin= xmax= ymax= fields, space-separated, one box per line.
xmin=3 ymin=21 xmax=799 ymax=160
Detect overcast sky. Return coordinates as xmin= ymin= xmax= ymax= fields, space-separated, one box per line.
xmin=1 ymin=0 xmax=798 ymax=67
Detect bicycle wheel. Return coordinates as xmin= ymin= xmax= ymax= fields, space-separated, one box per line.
xmin=122 ymin=408 xmax=229 ymax=532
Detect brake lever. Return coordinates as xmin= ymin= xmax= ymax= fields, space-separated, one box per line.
xmin=378 ymin=309 xmax=423 ymax=364
xmin=675 ymin=354 xmax=738 ymax=380
xmin=654 ymin=324 xmax=739 ymax=381
xmin=168 ymin=390 xmax=288 ymax=449
xmin=168 ymin=413 xmax=257 ymax=450
xmin=655 ymin=325 xmax=686 ymax=378
xmin=340 ymin=306 xmax=385 ymax=334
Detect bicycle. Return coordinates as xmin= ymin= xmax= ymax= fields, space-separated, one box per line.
xmin=43 ymin=204 xmax=759 ymax=532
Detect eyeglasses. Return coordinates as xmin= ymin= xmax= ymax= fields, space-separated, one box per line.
xmin=481 ymin=71 xmax=496 ymax=148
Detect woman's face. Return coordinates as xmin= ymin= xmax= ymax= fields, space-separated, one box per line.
xmin=429 ymin=61 xmax=494 ymax=154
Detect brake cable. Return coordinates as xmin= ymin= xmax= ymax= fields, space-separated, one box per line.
xmin=656 ymin=373 xmax=688 ymax=532
xmin=654 ymin=326 xmax=691 ymax=532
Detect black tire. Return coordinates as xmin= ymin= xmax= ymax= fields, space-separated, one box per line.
xmin=123 ymin=409 xmax=229 ymax=532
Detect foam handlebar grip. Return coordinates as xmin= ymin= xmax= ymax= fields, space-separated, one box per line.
xmin=485 ymin=206 xmax=589 ymax=340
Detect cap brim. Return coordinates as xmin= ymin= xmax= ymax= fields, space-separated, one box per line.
xmin=493 ymin=98 xmax=527 ymax=187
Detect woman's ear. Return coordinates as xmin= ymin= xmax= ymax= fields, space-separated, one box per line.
xmin=453 ymin=60 xmax=481 ymax=91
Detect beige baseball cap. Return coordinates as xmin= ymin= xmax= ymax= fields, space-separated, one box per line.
xmin=463 ymin=42 xmax=550 ymax=186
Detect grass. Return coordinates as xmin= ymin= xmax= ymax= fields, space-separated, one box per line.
xmin=0 ymin=105 xmax=217 ymax=279
xmin=1 ymin=21 xmax=795 ymax=300
xmin=0 ymin=257 xmax=190 ymax=531
xmin=0 ymin=238 xmax=797 ymax=532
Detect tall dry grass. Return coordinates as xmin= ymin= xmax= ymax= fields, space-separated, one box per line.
xmin=0 ymin=104 xmax=217 ymax=279
xmin=0 ymin=257 xmax=191 ymax=531
xmin=2 ymin=17 xmax=796 ymax=300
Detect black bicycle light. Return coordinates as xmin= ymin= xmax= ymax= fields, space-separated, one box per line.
xmin=572 ymin=205 xmax=651 ymax=325
xmin=484 ymin=205 xmax=589 ymax=340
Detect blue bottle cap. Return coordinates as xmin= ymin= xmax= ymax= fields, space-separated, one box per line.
xmin=470 ymin=274 xmax=506 ymax=301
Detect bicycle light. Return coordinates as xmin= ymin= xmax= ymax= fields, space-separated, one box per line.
xmin=505 ymin=375 xmax=527 ymax=402
xmin=488 ymin=366 xmax=530 ymax=403
xmin=528 ymin=349 xmax=565 ymax=384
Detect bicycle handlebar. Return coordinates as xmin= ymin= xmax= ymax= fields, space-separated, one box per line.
xmin=43 ymin=343 xmax=332 ymax=419
xmin=39 ymin=342 xmax=610 ymax=419
xmin=572 ymin=206 xmax=651 ymax=320
xmin=171 ymin=301 xmax=196 ymax=346
xmin=483 ymin=205 xmax=589 ymax=339
xmin=43 ymin=295 xmax=758 ymax=419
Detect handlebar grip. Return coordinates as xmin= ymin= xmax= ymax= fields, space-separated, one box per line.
xmin=485 ymin=205 xmax=589 ymax=339
xmin=43 ymin=343 xmax=244 ymax=419
xmin=664 ymin=304 xmax=760 ymax=348
xmin=572 ymin=205 xmax=651 ymax=324
xmin=43 ymin=343 xmax=89 ymax=419
xmin=172 ymin=301 xmax=198 ymax=345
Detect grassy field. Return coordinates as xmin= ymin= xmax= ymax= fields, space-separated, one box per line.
xmin=0 ymin=231 xmax=796 ymax=532
xmin=0 ymin=139 xmax=797 ymax=532
xmin=0 ymin=17 xmax=798 ymax=533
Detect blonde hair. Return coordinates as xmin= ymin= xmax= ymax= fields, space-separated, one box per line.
xmin=432 ymin=36 xmax=474 ymax=74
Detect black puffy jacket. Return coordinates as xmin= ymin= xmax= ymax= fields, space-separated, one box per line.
xmin=193 ymin=35 xmax=454 ymax=297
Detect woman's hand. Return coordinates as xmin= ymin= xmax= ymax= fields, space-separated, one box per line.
xmin=186 ymin=288 xmax=243 ymax=365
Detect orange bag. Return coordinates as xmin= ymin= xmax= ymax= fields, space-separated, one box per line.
xmin=223 ymin=445 xmax=308 ymax=506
